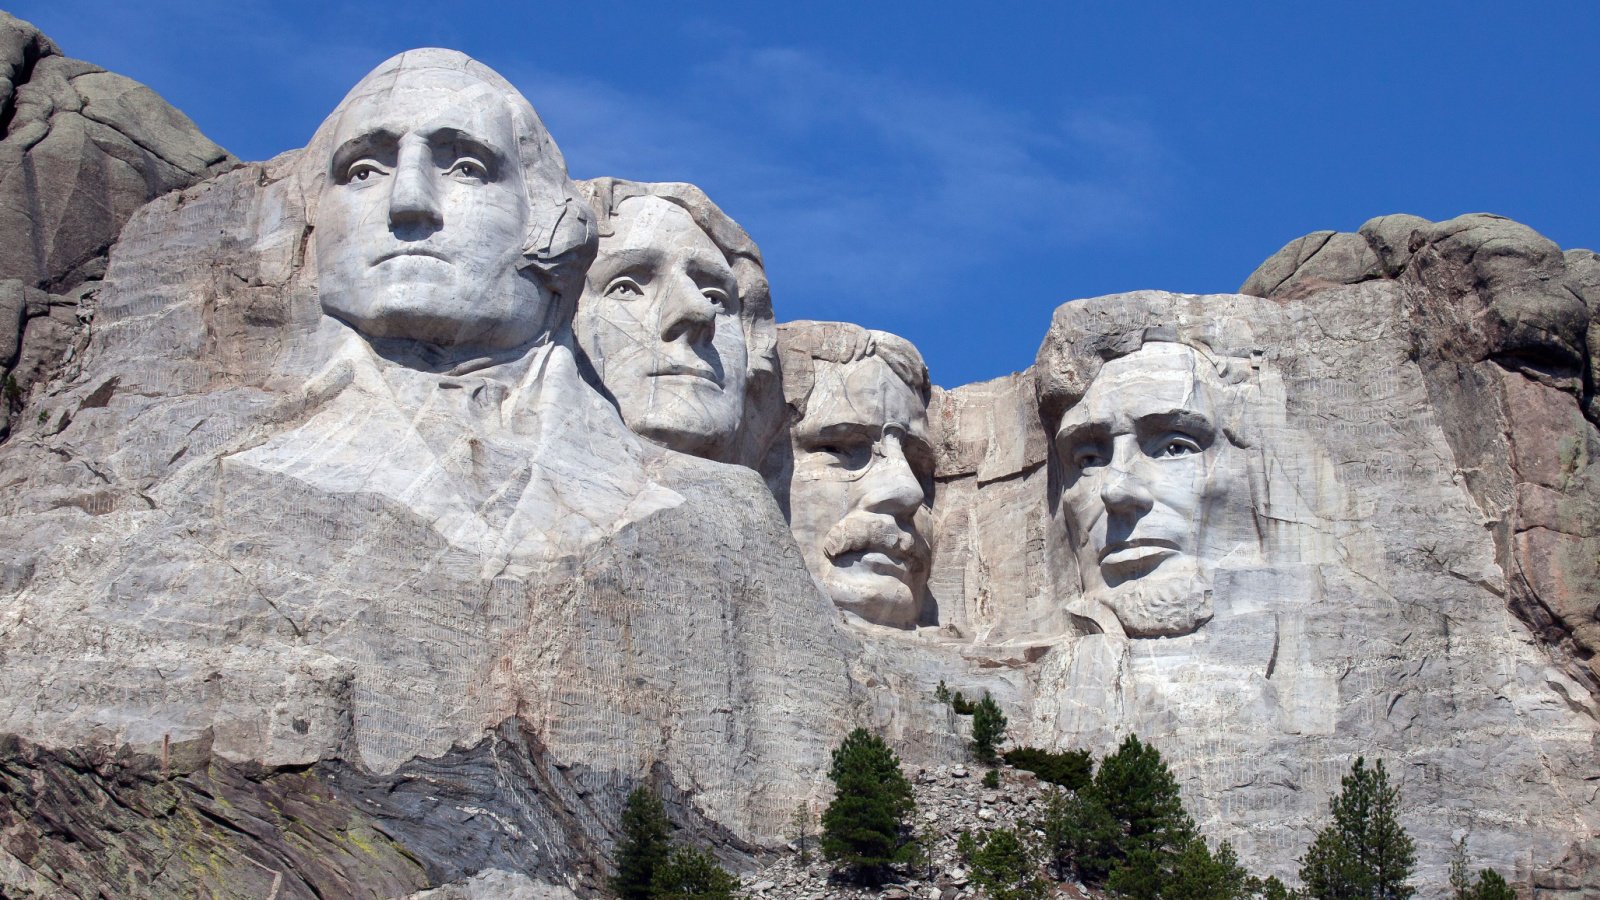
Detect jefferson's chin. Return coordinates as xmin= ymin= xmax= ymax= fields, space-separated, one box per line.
xmin=1092 ymin=555 xmax=1212 ymax=638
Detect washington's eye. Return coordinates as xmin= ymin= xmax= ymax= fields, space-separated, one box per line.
xmin=1154 ymin=435 xmax=1202 ymax=458
xmin=604 ymin=277 xmax=645 ymax=300
xmin=447 ymin=158 xmax=489 ymax=181
xmin=346 ymin=160 xmax=386 ymax=183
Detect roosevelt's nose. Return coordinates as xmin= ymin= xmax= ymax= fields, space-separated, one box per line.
xmin=860 ymin=434 xmax=925 ymax=519
xmin=658 ymin=273 xmax=718 ymax=346
xmin=387 ymin=140 xmax=443 ymax=232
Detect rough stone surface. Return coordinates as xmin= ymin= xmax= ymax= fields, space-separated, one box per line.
xmin=0 ymin=12 xmax=235 ymax=441
xmin=0 ymin=22 xmax=1597 ymax=900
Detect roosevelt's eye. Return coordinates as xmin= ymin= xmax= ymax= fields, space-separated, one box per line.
xmin=1072 ymin=447 xmax=1107 ymax=469
xmin=604 ymin=277 xmax=645 ymax=300
xmin=346 ymin=160 xmax=387 ymax=183
xmin=447 ymin=158 xmax=489 ymax=181
xmin=808 ymin=438 xmax=871 ymax=470
xmin=1153 ymin=435 xmax=1202 ymax=458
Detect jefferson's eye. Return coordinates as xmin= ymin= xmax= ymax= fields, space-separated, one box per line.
xmin=346 ymin=160 xmax=386 ymax=183
xmin=447 ymin=158 xmax=489 ymax=181
xmin=1154 ymin=436 xmax=1202 ymax=458
xmin=604 ymin=277 xmax=645 ymax=300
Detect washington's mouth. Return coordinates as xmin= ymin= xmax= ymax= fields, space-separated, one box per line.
xmin=373 ymin=248 xmax=451 ymax=266
xmin=1099 ymin=538 xmax=1180 ymax=568
xmin=834 ymin=548 xmax=911 ymax=579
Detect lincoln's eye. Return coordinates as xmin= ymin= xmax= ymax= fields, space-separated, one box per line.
xmin=1073 ymin=447 xmax=1107 ymax=469
xmin=1154 ymin=435 xmax=1202 ymax=458
xmin=702 ymin=287 xmax=733 ymax=311
xmin=605 ymin=277 xmax=645 ymax=300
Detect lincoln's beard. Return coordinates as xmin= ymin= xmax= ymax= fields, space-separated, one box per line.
xmin=1087 ymin=554 xmax=1213 ymax=638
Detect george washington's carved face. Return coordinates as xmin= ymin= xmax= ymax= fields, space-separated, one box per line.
xmin=316 ymin=67 xmax=547 ymax=351
xmin=1055 ymin=342 xmax=1246 ymax=637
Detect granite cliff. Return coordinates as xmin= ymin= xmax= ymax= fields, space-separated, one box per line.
xmin=0 ymin=15 xmax=1596 ymax=899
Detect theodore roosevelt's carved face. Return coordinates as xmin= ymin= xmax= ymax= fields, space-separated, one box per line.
xmin=788 ymin=355 xmax=932 ymax=629
xmin=315 ymin=66 xmax=547 ymax=351
xmin=1055 ymin=342 xmax=1245 ymax=637
xmin=574 ymin=196 xmax=748 ymax=458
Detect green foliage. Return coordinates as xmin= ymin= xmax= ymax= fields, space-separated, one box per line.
xmin=612 ymin=786 xmax=672 ymax=900
xmin=955 ymin=829 xmax=979 ymax=865
xmin=982 ymin=768 xmax=1001 ymax=789
xmin=1138 ymin=837 xmax=1253 ymax=900
xmin=935 ymin=680 xmax=952 ymax=703
xmin=968 ymin=827 xmax=1049 ymax=900
xmin=2 ymin=373 xmax=19 ymax=406
xmin=1257 ymin=876 xmax=1294 ymax=900
xmin=951 ymin=691 xmax=977 ymax=715
xmin=820 ymin=728 xmax=916 ymax=884
xmin=1004 ymin=746 xmax=1093 ymax=791
xmin=790 ymin=803 xmax=814 ymax=865
xmin=1464 ymin=869 xmax=1515 ymax=900
xmin=649 ymin=845 xmax=739 ymax=900
xmin=971 ymin=692 xmax=1008 ymax=762
xmin=1298 ymin=757 xmax=1416 ymax=900
xmin=1090 ymin=734 xmax=1197 ymax=882
xmin=1450 ymin=837 xmax=1472 ymax=900
xmin=1034 ymin=786 xmax=1112 ymax=881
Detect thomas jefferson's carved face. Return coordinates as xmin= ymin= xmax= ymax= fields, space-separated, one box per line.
xmin=788 ymin=356 xmax=932 ymax=628
xmin=1055 ymin=342 xmax=1244 ymax=637
xmin=575 ymin=196 xmax=748 ymax=458
xmin=316 ymin=67 xmax=547 ymax=350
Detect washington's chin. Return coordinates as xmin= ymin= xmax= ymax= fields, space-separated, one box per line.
xmin=822 ymin=558 xmax=924 ymax=629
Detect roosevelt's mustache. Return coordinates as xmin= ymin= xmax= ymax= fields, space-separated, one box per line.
xmin=823 ymin=514 xmax=923 ymax=563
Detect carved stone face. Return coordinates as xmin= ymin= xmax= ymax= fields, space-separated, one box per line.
xmin=1055 ymin=342 xmax=1244 ymax=637
xmin=574 ymin=196 xmax=748 ymax=458
xmin=788 ymin=356 xmax=932 ymax=628
xmin=315 ymin=67 xmax=546 ymax=351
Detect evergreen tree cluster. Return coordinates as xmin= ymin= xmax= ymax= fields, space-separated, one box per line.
xmin=819 ymin=727 xmax=918 ymax=885
xmin=611 ymin=787 xmax=739 ymax=900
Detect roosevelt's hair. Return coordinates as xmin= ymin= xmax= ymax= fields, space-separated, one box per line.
xmin=776 ymin=320 xmax=930 ymax=422
xmin=300 ymin=49 xmax=597 ymax=327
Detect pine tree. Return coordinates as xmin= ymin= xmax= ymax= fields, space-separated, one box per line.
xmin=1152 ymin=837 xmax=1253 ymax=900
xmin=1088 ymin=734 xmax=1196 ymax=885
xmin=1298 ymin=757 xmax=1416 ymax=900
xmin=1035 ymin=785 xmax=1113 ymax=881
xmin=649 ymin=845 xmax=740 ymax=900
xmin=971 ymin=692 xmax=1008 ymax=762
xmin=820 ymin=727 xmax=916 ymax=884
xmin=612 ymin=786 xmax=672 ymax=900
xmin=968 ymin=827 xmax=1049 ymax=900
xmin=1449 ymin=837 xmax=1473 ymax=900
xmin=790 ymin=802 xmax=814 ymax=865
xmin=1465 ymin=869 xmax=1516 ymax=900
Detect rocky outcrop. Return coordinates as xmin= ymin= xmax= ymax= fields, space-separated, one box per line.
xmin=0 ymin=11 xmax=235 ymax=440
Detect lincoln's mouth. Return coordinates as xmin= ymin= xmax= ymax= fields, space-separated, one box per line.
xmin=649 ymin=362 xmax=718 ymax=384
xmin=373 ymin=248 xmax=451 ymax=266
xmin=1099 ymin=538 xmax=1181 ymax=568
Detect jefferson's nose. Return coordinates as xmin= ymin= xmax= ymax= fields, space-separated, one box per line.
xmin=658 ymin=273 xmax=717 ymax=346
xmin=388 ymin=140 xmax=442 ymax=232
xmin=860 ymin=434 xmax=924 ymax=519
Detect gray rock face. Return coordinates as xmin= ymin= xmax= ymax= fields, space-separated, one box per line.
xmin=0 ymin=11 xmax=235 ymax=440
xmin=1 ymin=22 xmax=1598 ymax=899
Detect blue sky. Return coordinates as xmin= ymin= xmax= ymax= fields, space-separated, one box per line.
xmin=16 ymin=1 xmax=1599 ymax=387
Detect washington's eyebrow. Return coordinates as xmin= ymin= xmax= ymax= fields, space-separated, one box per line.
xmin=329 ymin=128 xmax=401 ymax=177
xmin=798 ymin=419 xmax=876 ymax=444
xmin=422 ymin=126 xmax=508 ymax=170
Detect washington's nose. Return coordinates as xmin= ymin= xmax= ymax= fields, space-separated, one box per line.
xmin=387 ymin=141 xmax=442 ymax=232
xmin=658 ymin=274 xmax=718 ymax=346
xmin=861 ymin=435 xmax=925 ymax=518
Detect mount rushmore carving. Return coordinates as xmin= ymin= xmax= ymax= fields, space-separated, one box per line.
xmin=2 ymin=35 xmax=1600 ymax=898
